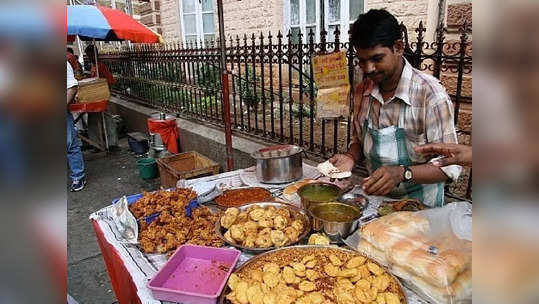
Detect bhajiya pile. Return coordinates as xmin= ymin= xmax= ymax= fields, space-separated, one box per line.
xmin=225 ymin=247 xmax=404 ymax=304
xmin=128 ymin=188 xmax=197 ymax=219
xmin=139 ymin=206 xmax=224 ymax=253
xmin=221 ymin=205 xmax=305 ymax=248
xmin=131 ymin=188 xmax=222 ymax=254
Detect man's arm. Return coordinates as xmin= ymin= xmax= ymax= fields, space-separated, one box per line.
xmin=414 ymin=143 xmax=472 ymax=167
xmin=329 ymin=82 xmax=367 ymax=172
xmin=363 ymin=86 xmax=460 ymax=195
xmin=362 ymin=164 xmax=448 ymax=196
xmin=67 ymin=86 xmax=77 ymax=104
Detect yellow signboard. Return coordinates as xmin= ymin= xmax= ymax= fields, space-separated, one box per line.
xmin=312 ymin=51 xmax=350 ymax=118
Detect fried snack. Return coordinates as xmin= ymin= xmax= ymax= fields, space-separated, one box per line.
xmin=308 ymin=233 xmax=330 ymax=245
xmin=263 ymin=262 xmax=280 ymax=274
xmin=255 ymin=234 xmax=272 ymax=248
xmin=329 ymin=254 xmax=343 ymax=266
xmin=128 ymin=188 xmax=197 ymax=219
xmin=221 ymin=205 xmax=306 ymax=248
xmin=243 ymin=221 xmax=259 ymax=234
xmin=273 ymin=215 xmax=288 ymax=230
xmin=243 ymin=234 xmax=256 ymax=248
xmin=223 ymin=247 xmax=405 ymax=304
xmin=249 ymin=208 xmax=266 ymax=221
xmin=269 ymin=230 xmax=288 ymax=247
xmin=230 ymin=224 xmax=245 ymax=241
xmin=138 ymin=204 xmax=223 ymax=253
xmin=258 ymin=218 xmax=274 ymax=228
xmin=284 ymin=226 xmax=300 ymax=242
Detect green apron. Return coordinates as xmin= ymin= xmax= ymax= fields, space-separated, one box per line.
xmin=362 ymin=100 xmax=445 ymax=207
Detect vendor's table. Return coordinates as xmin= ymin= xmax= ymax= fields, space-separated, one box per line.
xmin=69 ymin=100 xmax=109 ymax=151
xmin=90 ymin=164 xmax=429 ymax=304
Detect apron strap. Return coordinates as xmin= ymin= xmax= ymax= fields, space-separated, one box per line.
xmin=398 ymin=101 xmax=406 ymax=128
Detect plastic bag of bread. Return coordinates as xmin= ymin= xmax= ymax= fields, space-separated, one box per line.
xmin=354 ymin=201 xmax=472 ymax=304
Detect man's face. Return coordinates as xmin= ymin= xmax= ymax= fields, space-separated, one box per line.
xmin=355 ymin=41 xmax=403 ymax=84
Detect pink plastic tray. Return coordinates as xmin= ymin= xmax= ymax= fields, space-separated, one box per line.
xmin=148 ymin=245 xmax=241 ymax=304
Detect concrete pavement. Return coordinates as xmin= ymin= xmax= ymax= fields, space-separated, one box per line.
xmin=67 ymin=139 xmax=160 ymax=303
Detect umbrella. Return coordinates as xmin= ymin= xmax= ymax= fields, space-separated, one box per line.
xmin=67 ymin=5 xmax=162 ymax=43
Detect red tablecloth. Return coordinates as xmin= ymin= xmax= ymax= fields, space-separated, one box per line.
xmin=92 ymin=220 xmax=142 ymax=304
xmin=69 ymin=100 xmax=108 ymax=113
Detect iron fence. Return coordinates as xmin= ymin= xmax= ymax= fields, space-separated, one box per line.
xmin=100 ymin=22 xmax=472 ymax=199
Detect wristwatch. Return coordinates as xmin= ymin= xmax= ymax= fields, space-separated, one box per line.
xmin=401 ymin=165 xmax=413 ymax=182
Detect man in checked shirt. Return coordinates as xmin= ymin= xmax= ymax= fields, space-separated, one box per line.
xmin=330 ymin=9 xmax=461 ymax=207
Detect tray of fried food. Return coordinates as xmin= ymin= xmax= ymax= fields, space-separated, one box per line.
xmin=138 ymin=206 xmax=224 ymax=254
xmin=220 ymin=245 xmax=407 ymax=304
xmin=215 ymin=202 xmax=311 ymax=253
xmin=128 ymin=188 xmax=198 ymax=219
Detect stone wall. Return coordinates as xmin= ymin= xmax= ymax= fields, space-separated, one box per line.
xmin=158 ymin=0 xmax=444 ymax=43
xmin=218 ymin=0 xmax=284 ymax=39
xmin=160 ymin=0 xmax=182 ymax=41
xmin=367 ymin=0 xmax=431 ymax=41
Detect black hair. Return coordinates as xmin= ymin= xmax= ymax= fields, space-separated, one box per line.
xmin=84 ymin=44 xmax=98 ymax=57
xmin=67 ymin=47 xmax=74 ymax=54
xmin=350 ymin=9 xmax=402 ymax=49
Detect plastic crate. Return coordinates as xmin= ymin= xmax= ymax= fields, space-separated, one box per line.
xmin=148 ymin=244 xmax=241 ymax=304
xmin=157 ymin=151 xmax=220 ymax=189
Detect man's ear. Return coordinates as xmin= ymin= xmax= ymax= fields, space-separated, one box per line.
xmin=393 ymin=40 xmax=405 ymax=55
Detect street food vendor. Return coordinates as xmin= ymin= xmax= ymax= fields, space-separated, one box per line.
xmin=330 ymin=9 xmax=461 ymax=207
xmin=84 ymin=44 xmax=115 ymax=86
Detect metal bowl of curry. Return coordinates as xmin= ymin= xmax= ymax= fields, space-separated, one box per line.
xmin=308 ymin=201 xmax=362 ymax=243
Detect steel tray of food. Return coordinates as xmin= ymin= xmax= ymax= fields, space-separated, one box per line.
xmin=219 ymin=245 xmax=407 ymax=304
xmin=214 ymin=187 xmax=272 ymax=209
xmin=215 ymin=202 xmax=311 ymax=254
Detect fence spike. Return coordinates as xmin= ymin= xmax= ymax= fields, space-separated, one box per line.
xmin=459 ymin=20 xmax=469 ymax=44
xmin=334 ymin=25 xmax=340 ymax=47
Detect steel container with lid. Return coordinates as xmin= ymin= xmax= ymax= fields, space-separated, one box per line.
xmin=148 ymin=112 xmax=175 ymax=152
xmin=251 ymin=145 xmax=303 ymax=184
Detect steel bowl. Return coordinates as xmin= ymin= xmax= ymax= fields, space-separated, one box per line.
xmin=297 ymin=182 xmax=342 ymax=210
xmin=251 ymin=145 xmax=303 ymax=184
xmin=218 ymin=245 xmax=408 ymax=304
xmin=214 ymin=202 xmax=311 ymax=254
xmin=337 ymin=192 xmax=370 ymax=210
xmin=308 ymin=201 xmax=362 ymax=243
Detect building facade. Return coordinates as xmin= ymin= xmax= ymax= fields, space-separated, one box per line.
xmin=159 ymin=0 xmax=472 ymax=45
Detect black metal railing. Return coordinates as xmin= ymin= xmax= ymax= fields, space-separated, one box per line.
xmin=100 ymin=22 xmax=472 ymax=199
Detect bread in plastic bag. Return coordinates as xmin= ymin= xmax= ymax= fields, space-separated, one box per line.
xmin=353 ymin=202 xmax=472 ymax=304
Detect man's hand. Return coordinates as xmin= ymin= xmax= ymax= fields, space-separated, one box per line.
xmin=362 ymin=166 xmax=403 ymax=196
xmin=414 ymin=143 xmax=472 ymax=167
xmin=67 ymin=86 xmax=78 ymax=104
xmin=329 ymin=153 xmax=355 ymax=173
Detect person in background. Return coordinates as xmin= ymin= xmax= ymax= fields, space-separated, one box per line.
xmin=66 ymin=47 xmax=80 ymax=73
xmin=329 ymin=9 xmax=461 ymax=207
xmin=414 ymin=143 xmax=472 ymax=167
xmin=67 ymin=61 xmax=86 ymax=191
xmin=67 ymin=47 xmax=83 ymax=80
xmin=84 ymin=44 xmax=115 ymax=86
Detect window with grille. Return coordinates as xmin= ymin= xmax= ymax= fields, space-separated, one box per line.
xmin=179 ymin=0 xmax=215 ymax=47
xmin=287 ymin=0 xmax=364 ymax=43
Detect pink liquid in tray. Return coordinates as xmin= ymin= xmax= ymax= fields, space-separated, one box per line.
xmin=148 ymin=244 xmax=241 ymax=303
xmin=162 ymin=257 xmax=231 ymax=295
